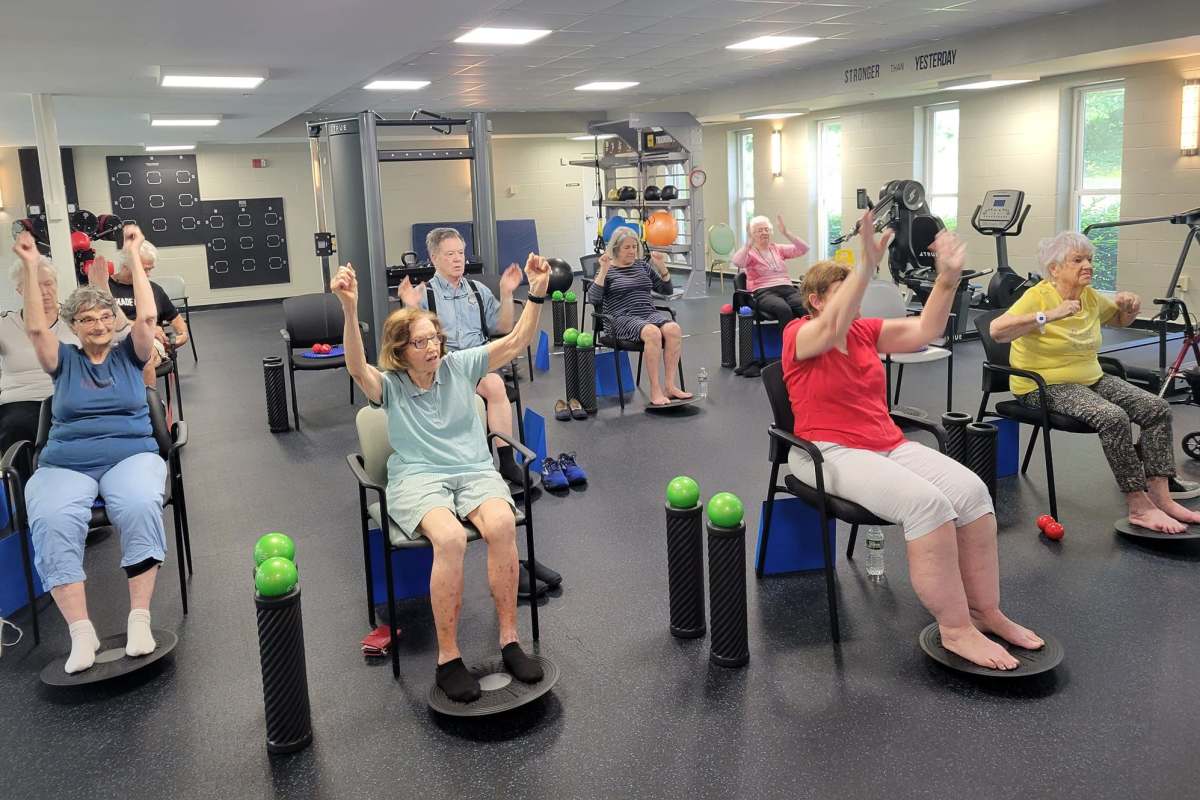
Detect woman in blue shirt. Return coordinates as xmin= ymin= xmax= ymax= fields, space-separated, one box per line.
xmin=335 ymin=252 xmax=550 ymax=703
xmin=14 ymin=225 xmax=166 ymax=674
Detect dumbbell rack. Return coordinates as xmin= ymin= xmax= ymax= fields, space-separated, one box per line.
xmin=568 ymin=112 xmax=706 ymax=299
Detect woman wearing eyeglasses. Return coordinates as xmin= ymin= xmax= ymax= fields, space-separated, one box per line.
xmin=13 ymin=226 xmax=168 ymax=674
xmin=333 ymin=253 xmax=551 ymax=704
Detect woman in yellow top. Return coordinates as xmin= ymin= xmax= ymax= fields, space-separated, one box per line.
xmin=991 ymin=231 xmax=1200 ymax=534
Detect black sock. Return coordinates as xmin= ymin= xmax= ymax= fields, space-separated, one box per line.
xmin=501 ymin=642 xmax=544 ymax=683
xmin=497 ymin=446 xmax=523 ymax=483
xmin=436 ymin=658 xmax=481 ymax=703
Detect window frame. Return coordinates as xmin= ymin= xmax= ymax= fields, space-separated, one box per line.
xmin=816 ymin=118 xmax=843 ymax=260
xmin=732 ymin=128 xmax=755 ymax=245
xmin=1070 ymin=80 xmax=1125 ymax=290
xmin=922 ymin=102 xmax=959 ymax=231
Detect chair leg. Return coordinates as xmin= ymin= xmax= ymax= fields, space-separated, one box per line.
xmin=756 ymin=464 xmax=781 ymax=578
xmin=359 ymin=487 xmax=376 ymax=629
xmin=893 ymin=363 xmax=905 ymax=406
xmin=380 ymin=523 xmax=400 ymax=679
xmin=885 ymin=356 xmax=893 ymax=409
xmin=846 ymin=523 xmax=859 ymax=560
xmin=526 ymin=345 xmax=534 ymax=383
xmin=615 ymin=350 xmax=626 ymax=411
xmin=818 ymin=506 xmax=840 ymax=643
xmin=14 ymin=480 xmax=40 ymax=644
xmin=184 ymin=300 xmax=197 ymax=363
xmin=1042 ymin=425 xmax=1059 ymax=520
xmin=677 ymin=354 xmax=685 ymax=391
xmin=172 ymin=499 xmax=188 ymax=615
xmin=1021 ymin=426 xmax=1040 ymax=474
xmin=172 ymin=360 xmax=184 ymax=420
xmin=348 ymin=373 xmax=354 ymax=405
xmin=514 ymin=392 xmax=526 ymax=445
xmin=635 ymin=351 xmax=643 ymax=387
xmin=287 ymin=360 xmax=301 ymax=431
xmin=946 ymin=351 xmax=954 ymax=412
xmin=174 ymin=473 xmax=194 ymax=575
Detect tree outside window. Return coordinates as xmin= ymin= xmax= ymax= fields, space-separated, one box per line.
xmin=1074 ymin=84 xmax=1125 ymax=291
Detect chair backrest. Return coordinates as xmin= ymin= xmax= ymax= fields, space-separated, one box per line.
xmin=579 ymin=254 xmax=599 ymax=279
xmin=973 ymin=309 xmax=1012 ymax=393
xmin=861 ymin=280 xmax=908 ymax=320
xmin=760 ymin=361 xmax=796 ymax=463
xmin=156 ymin=274 xmax=187 ymax=301
xmin=708 ymin=224 xmax=735 ymax=257
xmin=282 ymin=293 xmax=345 ymax=349
xmin=356 ymin=395 xmax=489 ymax=486
xmin=734 ymin=271 xmax=747 ymax=292
xmin=35 ymin=386 xmax=172 ymax=465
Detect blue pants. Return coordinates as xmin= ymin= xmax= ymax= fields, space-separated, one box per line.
xmin=26 ymin=452 xmax=168 ymax=590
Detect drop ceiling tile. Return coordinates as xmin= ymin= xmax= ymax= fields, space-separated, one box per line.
xmin=560 ymin=14 xmax=664 ymax=34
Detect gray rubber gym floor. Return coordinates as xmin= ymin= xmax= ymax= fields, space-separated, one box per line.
xmin=2 ymin=288 xmax=1199 ymax=800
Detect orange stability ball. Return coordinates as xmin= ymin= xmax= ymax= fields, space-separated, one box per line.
xmin=644 ymin=210 xmax=678 ymax=248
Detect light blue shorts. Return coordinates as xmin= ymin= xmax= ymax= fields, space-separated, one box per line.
xmin=385 ymin=469 xmax=515 ymax=544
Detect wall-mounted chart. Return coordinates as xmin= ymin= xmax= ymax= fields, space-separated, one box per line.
xmin=201 ymin=198 xmax=290 ymax=289
xmin=105 ymin=154 xmax=202 ymax=247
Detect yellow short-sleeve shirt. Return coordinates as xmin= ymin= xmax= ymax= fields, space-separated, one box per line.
xmin=1006 ymin=281 xmax=1118 ymax=396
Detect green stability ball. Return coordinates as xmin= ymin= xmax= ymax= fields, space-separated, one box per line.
xmin=256 ymin=557 xmax=299 ymax=597
xmin=552 ymin=290 xmax=565 ymax=301
xmin=564 ymin=290 xmax=577 ymax=303
xmin=666 ymin=476 xmax=701 ymax=509
xmin=253 ymin=532 xmax=295 ymax=566
xmin=707 ymin=492 xmax=745 ymax=528
xmin=563 ymin=327 xmax=580 ymax=345
xmin=576 ymin=331 xmax=594 ymax=349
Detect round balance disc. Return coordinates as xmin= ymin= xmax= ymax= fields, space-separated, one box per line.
xmin=918 ymin=623 xmax=1063 ymax=678
xmin=644 ymin=397 xmax=699 ymax=415
xmin=428 ymin=654 xmax=559 ymax=717
xmin=1114 ymin=517 xmax=1200 ymax=540
xmin=40 ymin=629 xmax=178 ymax=687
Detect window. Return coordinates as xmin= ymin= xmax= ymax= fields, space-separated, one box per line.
xmin=733 ymin=129 xmax=754 ymax=243
xmin=817 ymin=119 xmax=843 ymax=259
xmin=923 ymin=103 xmax=959 ymax=231
xmin=1072 ymin=82 xmax=1125 ymax=290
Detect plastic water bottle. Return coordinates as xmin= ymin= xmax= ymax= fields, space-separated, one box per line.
xmin=697 ymin=367 xmax=709 ymax=399
xmin=865 ymin=526 xmax=885 ymax=578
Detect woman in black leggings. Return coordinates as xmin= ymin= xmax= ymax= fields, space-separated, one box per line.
xmin=731 ymin=214 xmax=810 ymax=322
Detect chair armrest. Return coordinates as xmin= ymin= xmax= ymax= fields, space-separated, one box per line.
xmin=0 ymin=440 xmax=31 ymax=481
xmin=768 ymin=425 xmax=822 ymax=464
xmin=280 ymin=328 xmax=291 ymax=344
xmin=171 ymin=421 xmax=188 ymax=449
xmin=653 ymin=304 xmax=677 ymax=320
xmin=890 ymin=411 xmax=948 ymax=452
xmin=488 ymin=431 xmax=535 ymax=464
xmin=1098 ymin=356 xmax=1127 ymax=381
xmin=981 ymin=362 xmax=1050 ymax=393
xmin=732 ymin=289 xmax=752 ymax=307
xmin=345 ymin=453 xmax=385 ymax=492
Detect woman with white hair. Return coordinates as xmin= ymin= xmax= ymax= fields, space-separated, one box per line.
xmin=110 ymin=239 xmax=189 ymax=355
xmin=587 ymin=226 xmax=691 ymax=406
xmin=990 ymin=231 xmax=1199 ymax=533
xmin=731 ymin=214 xmax=810 ymax=323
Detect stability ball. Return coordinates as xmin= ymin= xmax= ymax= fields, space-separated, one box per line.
xmin=645 ymin=211 xmax=678 ymax=248
xmin=547 ymin=258 xmax=574 ymax=294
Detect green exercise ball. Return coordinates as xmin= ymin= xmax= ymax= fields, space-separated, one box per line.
xmin=564 ymin=290 xmax=577 ymax=303
xmin=563 ymin=327 xmax=580 ymax=345
xmin=666 ymin=476 xmax=701 ymax=509
xmin=253 ymin=531 xmax=295 ymax=565
xmin=576 ymin=332 xmax=594 ymax=349
xmin=707 ymin=492 xmax=745 ymax=527
xmin=256 ymin=556 xmax=298 ymax=597
xmin=552 ymin=290 xmax=565 ymax=301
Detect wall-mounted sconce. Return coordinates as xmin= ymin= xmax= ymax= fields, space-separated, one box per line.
xmin=1182 ymin=79 xmax=1199 ymax=156
xmin=770 ymin=129 xmax=782 ymax=177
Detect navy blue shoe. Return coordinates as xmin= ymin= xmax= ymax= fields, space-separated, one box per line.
xmin=558 ymin=452 xmax=588 ymax=486
xmin=541 ymin=457 xmax=569 ymax=491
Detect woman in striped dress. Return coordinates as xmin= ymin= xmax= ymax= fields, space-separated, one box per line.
xmin=587 ymin=226 xmax=692 ymax=406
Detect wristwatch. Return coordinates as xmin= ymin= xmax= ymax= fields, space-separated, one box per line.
xmin=1035 ymin=311 xmax=1047 ymax=333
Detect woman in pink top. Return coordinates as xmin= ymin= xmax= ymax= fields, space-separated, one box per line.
xmin=731 ymin=214 xmax=809 ymax=322
xmin=782 ymin=208 xmax=1042 ymax=671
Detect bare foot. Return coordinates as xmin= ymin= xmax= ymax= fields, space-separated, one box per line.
xmin=1150 ymin=497 xmax=1200 ymax=526
xmin=666 ymin=387 xmax=693 ymax=400
xmin=1129 ymin=507 xmax=1187 ymax=534
xmin=971 ymin=608 xmax=1044 ymax=650
xmin=940 ymin=625 xmax=1019 ymax=670
xmin=649 ymin=392 xmax=670 ymax=406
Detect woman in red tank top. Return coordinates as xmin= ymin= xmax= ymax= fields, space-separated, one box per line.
xmin=781 ymin=208 xmax=1043 ymax=671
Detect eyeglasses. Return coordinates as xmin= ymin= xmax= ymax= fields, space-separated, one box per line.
xmin=407 ymin=334 xmax=446 ymax=351
xmin=74 ymin=312 xmax=115 ymax=327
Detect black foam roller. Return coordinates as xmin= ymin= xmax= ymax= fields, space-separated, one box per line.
xmin=665 ymin=504 xmax=706 ymax=639
xmin=707 ymin=520 xmax=749 ymax=667
xmin=565 ymin=299 xmax=578 ymax=333
xmin=964 ymin=422 xmax=998 ymax=499
xmin=552 ymin=300 xmax=565 ymax=346
xmin=263 ymin=356 xmax=290 ymax=433
xmin=737 ymin=314 xmax=756 ymax=371
xmin=255 ymin=587 xmax=313 ymax=753
xmin=941 ymin=411 xmax=972 ymax=464
xmin=563 ymin=343 xmax=580 ymax=402
xmin=720 ymin=311 xmax=736 ymax=368
xmin=577 ymin=347 xmax=597 ymax=413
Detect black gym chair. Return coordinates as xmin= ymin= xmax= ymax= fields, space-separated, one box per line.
xmin=280 ymin=293 xmax=356 ymax=431
xmin=0 ymin=387 xmax=191 ymax=645
xmin=586 ymin=294 xmax=686 ymax=412
xmin=346 ymin=404 xmax=542 ymax=679
xmin=974 ymin=309 xmax=1126 ymax=521
xmin=758 ymin=361 xmax=946 ymax=641
xmin=732 ymin=271 xmax=789 ymax=372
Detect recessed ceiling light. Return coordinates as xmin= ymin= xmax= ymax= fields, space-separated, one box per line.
xmin=363 ymin=80 xmax=431 ymax=91
xmin=726 ymin=35 xmax=818 ymax=51
xmin=570 ymin=133 xmax=617 ymax=140
xmin=455 ymin=27 xmax=551 ymax=45
xmin=160 ymin=74 xmax=265 ymax=89
xmin=741 ymin=110 xmax=808 ymax=120
xmin=939 ymin=76 xmax=1034 ymax=91
xmin=145 ymin=145 xmax=195 ymax=152
xmin=151 ymin=117 xmax=221 ymax=127
xmin=575 ymin=82 xmax=639 ymax=92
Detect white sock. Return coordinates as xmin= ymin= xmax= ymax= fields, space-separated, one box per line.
xmin=125 ymin=609 xmax=156 ymax=657
xmin=65 ymin=619 xmax=101 ymax=674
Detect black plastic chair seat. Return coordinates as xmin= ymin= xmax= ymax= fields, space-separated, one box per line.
xmin=290 ymin=353 xmax=346 ymax=370
xmin=782 ymin=475 xmax=891 ymax=526
xmin=598 ymin=334 xmax=643 ymax=352
xmin=993 ymin=399 xmax=1097 ymax=433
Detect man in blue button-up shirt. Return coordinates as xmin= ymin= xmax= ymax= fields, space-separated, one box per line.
xmin=399 ymin=228 xmax=525 ymax=484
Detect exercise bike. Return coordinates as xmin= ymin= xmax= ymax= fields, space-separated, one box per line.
xmin=970 ymin=189 xmax=1039 ymax=310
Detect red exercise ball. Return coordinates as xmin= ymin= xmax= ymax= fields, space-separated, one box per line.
xmin=720 ymin=303 xmax=734 ymax=314
xmin=70 ymin=230 xmax=91 ymax=252
xmin=1043 ymin=522 xmax=1065 ymax=541
xmin=644 ymin=210 xmax=678 ymax=248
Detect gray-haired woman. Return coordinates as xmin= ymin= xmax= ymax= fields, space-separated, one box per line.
xmin=990 ymin=231 xmax=1199 ymax=533
xmin=586 ymin=226 xmax=691 ymax=405
xmin=13 ymin=225 xmax=168 ymax=674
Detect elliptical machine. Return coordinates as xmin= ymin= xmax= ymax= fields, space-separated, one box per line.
xmin=972 ymin=189 xmax=1037 ymax=309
